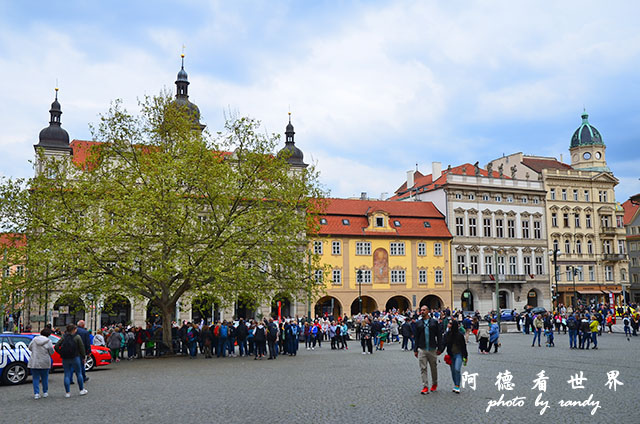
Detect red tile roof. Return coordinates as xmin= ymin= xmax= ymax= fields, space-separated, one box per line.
xmin=0 ymin=233 xmax=26 ymax=248
xmin=522 ymin=157 xmax=572 ymax=173
xmin=317 ymin=198 xmax=451 ymax=239
xmin=622 ymin=197 xmax=640 ymax=226
xmin=390 ymin=163 xmax=504 ymax=200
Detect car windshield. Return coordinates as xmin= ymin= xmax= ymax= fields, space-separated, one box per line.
xmin=48 ymin=335 xmax=60 ymax=343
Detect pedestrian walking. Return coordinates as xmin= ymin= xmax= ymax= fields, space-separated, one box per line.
xmin=444 ymin=320 xmax=467 ymax=394
xmin=361 ymin=317 xmax=373 ymax=354
xmin=488 ymin=319 xmax=500 ymax=353
xmin=28 ymin=328 xmax=54 ymax=399
xmin=414 ymin=305 xmax=442 ymax=394
xmin=532 ymin=315 xmax=543 ymax=347
xmin=55 ymin=324 xmax=87 ymax=397
xmin=253 ymin=321 xmax=267 ymax=359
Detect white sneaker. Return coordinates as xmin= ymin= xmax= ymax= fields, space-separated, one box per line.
xmin=362 ymin=352 xmax=366 ymax=355
xmin=42 ymin=393 xmax=48 ymax=398
xmin=311 ymin=347 xmax=315 ymax=350
xmin=65 ymin=393 xmax=71 ymax=398
xmin=306 ymin=348 xmax=310 ymax=350
xmin=79 ymin=389 xmax=88 ymax=396
xmin=34 ymin=394 xmax=41 ymax=400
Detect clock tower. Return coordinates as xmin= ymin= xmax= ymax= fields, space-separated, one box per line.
xmin=569 ymin=110 xmax=609 ymax=172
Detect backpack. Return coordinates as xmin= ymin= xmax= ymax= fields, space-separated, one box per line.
xmin=219 ymin=325 xmax=228 ymax=338
xmin=187 ymin=329 xmax=197 ymax=342
xmin=213 ymin=325 xmax=220 ymax=337
xmin=59 ymin=334 xmax=78 ymax=359
xmin=291 ymin=325 xmax=298 ymax=336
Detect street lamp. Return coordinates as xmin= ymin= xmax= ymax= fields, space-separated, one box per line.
xmin=357 ymin=269 xmax=363 ymax=314
xmin=548 ymin=248 xmax=561 ymax=311
xmin=493 ymin=249 xmax=504 ymax=326
xmin=569 ymin=266 xmax=578 ymax=312
xmin=462 ymin=265 xmax=470 ymax=310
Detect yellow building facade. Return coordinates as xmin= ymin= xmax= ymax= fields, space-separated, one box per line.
xmin=311 ymin=198 xmax=453 ymax=318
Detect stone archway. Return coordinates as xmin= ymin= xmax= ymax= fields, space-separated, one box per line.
xmin=419 ymin=294 xmax=443 ymax=310
xmin=315 ymin=296 xmax=342 ymax=319
xmin=527 ymin=289 xmax=539 ymax=308
xmin=100 ymin=294 xmax=131 ymax=326
xmin=53 ymin=294 xmax=85 ymax=329
xmin=350 ymin=295 xmax=378 ymax=315
xmin=385 ymin=295 xmax=411 ymax=313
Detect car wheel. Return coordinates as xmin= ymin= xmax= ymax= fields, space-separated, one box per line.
xmin=2 ymin=362 xmax=28 ymax=385
xmin=85 ymin=355 xmax=95 ymax=371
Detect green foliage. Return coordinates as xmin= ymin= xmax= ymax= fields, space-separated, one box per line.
xmin=0 ymin=92 xmax=326 ymax=345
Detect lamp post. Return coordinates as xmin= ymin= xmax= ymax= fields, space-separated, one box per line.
xmin=569 ymin=266 xmax=578 ymax=312
xmin=462 ymin=266 xmax=470 ymax=310
xmin=357 ymin=269 xmax=363 ymax=314
xmin=494 ymin=250 xmax=502 ymax=326
xmin=548 ymin=248 xmax=561 ymax=311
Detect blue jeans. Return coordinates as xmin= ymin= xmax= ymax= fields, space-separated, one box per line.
xmin=188 ymin=341 xmax=197 ymax=357
xmin=237 ymin=338 xmax=247 ymax=356
xmin=569 ymin=329 xmax=577 ymax=348
xmin=217 ymin=337 xmax=228 ymax=357
xmin=532 ymin=329 xmax=542 ymax=346
xmin=63 ymin=357 xmax=84 ymax=393
xmin=450 ymin=353 xmax=463 ymax=387
xmin=591 ymin=332 xmax=597 ymax=348
xmin=31 ymin=368 xmax=49 ymax=395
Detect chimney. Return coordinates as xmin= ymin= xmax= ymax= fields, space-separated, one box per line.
xmin=406 ymin=170 xmax=414 ymax=189
xmin=560 ymin=154 xmax=563 ymax=163
xmin=432 ymin=162 xmax=442 ymax=178
xmin=360 ymin=192 xmax=367 ymax=200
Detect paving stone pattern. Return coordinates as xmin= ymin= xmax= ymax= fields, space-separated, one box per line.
xmin=2 ymin=330 xmax=639 ymax=423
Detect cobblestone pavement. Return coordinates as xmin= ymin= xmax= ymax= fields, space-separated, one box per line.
xmin=2 ymin=330 xmax=639 ymax=423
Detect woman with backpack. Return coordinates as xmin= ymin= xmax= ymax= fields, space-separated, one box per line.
xmin=444 ymin=319 xmax=468 ymax=393
xmin=187 ymin=323 xmax=199 ymax=358
xmin=28 ymin=328 xmax=55 ymax=399
xmin=55 ymin=324 xmax=87 ymax=397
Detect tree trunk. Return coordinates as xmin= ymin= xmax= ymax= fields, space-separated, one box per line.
xmin=160 ymin=302 xmax=175 ymax=354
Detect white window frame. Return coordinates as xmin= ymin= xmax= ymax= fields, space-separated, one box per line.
xmin=332 ymin=269 xmax=342 ymax=285
xmin=434 ymin=243 xmax=442 ymax=256
xmin=435 ymin=269 xmax=443 ymax=284
xmin=356 ymin=242 xmax=371 ymax=255
xmin=418 ymin=269 xmax=427 ymax=284
xmin=332 ymin=240 xmax=341 ymax=255
xmin=390 ymin=242 xmax=405 ymax=256
xmin=417 ymin=242 xmax=426 ymax=256
xmin=390 ymin=269 xmax=406 ymax=283
xmin=313 ymin=241 xmax=323 ymax=255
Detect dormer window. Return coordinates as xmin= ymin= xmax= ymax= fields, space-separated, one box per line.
xmin=375 ymin=217 xmax=384 ymax=227
xmin=394 ymin=220 xmax=401 ymax=227
xmin=320 ymin=218 xmax=327 ymax=225
xmin=423 ymin=221 xmax=431 ymax=228
xmin=342 ymin=219 xmax=350 ymax=226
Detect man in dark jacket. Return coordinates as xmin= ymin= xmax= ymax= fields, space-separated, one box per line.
xmin=401 ymin=320 xmax=414 ymax=351
xmin=267 ymin=318 xmax=278 ymax=359
xmin=413 ymin=305 xmax=442 ymax=394
xmin=76 ymin=320 xmax=91 ymax=383
xmin=236 ymin=319 xmax=248 ymax=357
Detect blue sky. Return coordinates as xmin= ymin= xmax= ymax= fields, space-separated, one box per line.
xmin=0 ymin=1 xmax=638 ymax=201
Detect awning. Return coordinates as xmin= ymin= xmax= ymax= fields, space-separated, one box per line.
xmin=578 ymin=290 xmax=604 ymax=295
xmin=603 ymin=290 xmax=622 ymax=294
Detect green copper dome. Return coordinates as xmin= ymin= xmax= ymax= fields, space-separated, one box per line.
xmin=570 ymin=111 xmax=603 ymax=148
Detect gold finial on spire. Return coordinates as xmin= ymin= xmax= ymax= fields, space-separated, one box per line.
xmin=55 ymin=78 xmax=59 ymax=99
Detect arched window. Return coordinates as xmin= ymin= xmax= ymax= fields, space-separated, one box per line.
xmin=576 ymin=239 xmax=582 ymax=254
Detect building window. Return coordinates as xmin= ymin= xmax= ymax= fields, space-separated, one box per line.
xmin=584 ymin=190 xmax=590 ymax=201
xmin=601 ymin=215 xmax=611 ymax=228
xmin=419 ymin=269 xmax=427 ymax=284
xmin=359 ymin=269 xmax=372 ymax=284
xmin=573 ymin=189 xmax=578 ymax=201
xmin=418 ymin=242 xmax=426 ymax=256
xmin=587 ymin=240 xmax=593 ymax=254
xmin=375 ymin=216 xmax=384 ymax=227
xmin=550 ymin=189 xmax=556 ymax=200
xmin=522 ymin=220 xmax=530 ymax=239
xmin=616 ymin=216 xmax=624 ymax=228
xmin=566 ymin=266 xmax=573 ymax=281
xmin=561 ymin=189 xmax=567 ymax=201
xmin=533 ymin=197 xmax=539 ymax=204
xmin=524 ymin=256 xmax=531 ymax=275
xmin=576 ymin=239 xmax=582 ymax=254
xmin=605 ymin=266 xmax=614 ymax=281
xmin=434 ymin=243 xmax=442 ymax=256
xmin=618 ymin=240 xmax=626 ymax=254
xmin=332 ymin=269 xmax=342 ymax=285
xmin=589 ymin=266 xmax=595 ymax=281
xmin=585 ymin=214 xmax=592 ymax=228
xmin=314 ymin=270 xmax=323 ymax=284
xmin=603 ymin=240 xmax=612 ymax=254
xmin=16 ymin=265 xmax=24 ymax=276
xmin=509 ymin=256 xmax=517 ymax=275
xmin=455 ymin=193 xmax=462 ymax=200
xmin=564 ymin=239 xmax=571 ymax=254
xmin=435 ymin=269 xmax=443 ymax=284
xmin=342 ymin=219 xmax=350 ymax=226
xmin=320 ymin=218 xmax=327 ymax=225
xmin=495 ymin=195 xmax=502 ymax=202
xmin=506 ymin=196 xmax=513 ymax=203
xmin=482 ymin=194 xmax=489 ymax=201
xmin=469 ymin=217 xmax=477 ymax=237
xmin=484 ymin=256 xmax=493 ymax=275
xmin=469 ymin=194 xmax=475 ymax=200
xmin=394 ymin=220 xmax=401 ymax=227
xmin=356 ymin=242 xmax=371 ymax=255
xmin=522 ymin=196 xmax=528 ymax=203
xmin=551 ymin=213 xmax=558 ymax=227
xmin=390 ymin=242 xmax=405 ymax=256
xmin=3 ymin=267 xmax=10 ymax=278
xmin=634 ymin=274 xmax=639 ymax=283
xmin=507 ymin=219 xmax=515 ymax=238
xmin=574 ymin=214 xmax=580 ymax=228
xmin=535 ymin=256 xmax=543 ymax=275
xmin=599 ymin=191 xmax=608 ymax=202
xmin=391 ymin=269 xmax=406 ymax=283
xmin=313 ymin=241 xmax=323 ymax=255
xmin=332 ymin=240 xmax=341 ymax=255
xmin=563 ymin=213 xmax=570 ymax=228
xmin=483 ymin=218 xmax=492 ymax=237
xmin=468 ymin=255 xmax=478 ymax=274
xmin=457 ymin=255 xmax=466 ymax=274
xmin=497 ymin=256 xmax=505 ymax=275
xmin=533 ymin=221 xmax=541 ymax=239
xmin=496 ymin=219 xmax=504 ymax=238
xmin=455 ymin=217 xmax=464 ymax=236
xmin=553 ymin=239 xmax=559 ymax=252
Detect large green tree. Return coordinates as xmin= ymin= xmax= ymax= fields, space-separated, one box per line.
xmin=0 ymin=93 xmax=325 ymax=350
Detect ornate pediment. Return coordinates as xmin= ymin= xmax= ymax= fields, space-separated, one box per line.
xmin=534 ymin=247 xmax=544 ymax=253
xmin=482 ymin=209 xmax=492 ymax=216
xmin=467 ymin=208 xmax=478 ymax=215
xmin=495 ymin=209 xmax=504 ymax=215
xmin=584 ymin=206 xmax=593 ymax=212
xmin=572 ymin=206 xmax=582 ymax=212
xmin=454 ymin=207 xmax=466 ymax=214
xmin=455 ymin=245 xmax=467 ymax=252
xmin=561 ymin=206 xmax=571 ymax=212
xmin=469 ymin=245 xmax=480 ymax=252
xmin=483 ymin=246 xmax=493 ymax=253
xmin=522 ymin=247 xmax=532 ymax=253
xmin=532 ymin=212 xmax=542 ymax=218
xmin=507 ymin=247 xmax=518 ymax=254
xmin=521 ymin=212 xmax=530 ymax=218
xmin=506 ymin=210 xmax=516 ymax=217
xmin=549 ymin=205 xmax=559 ymax=211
